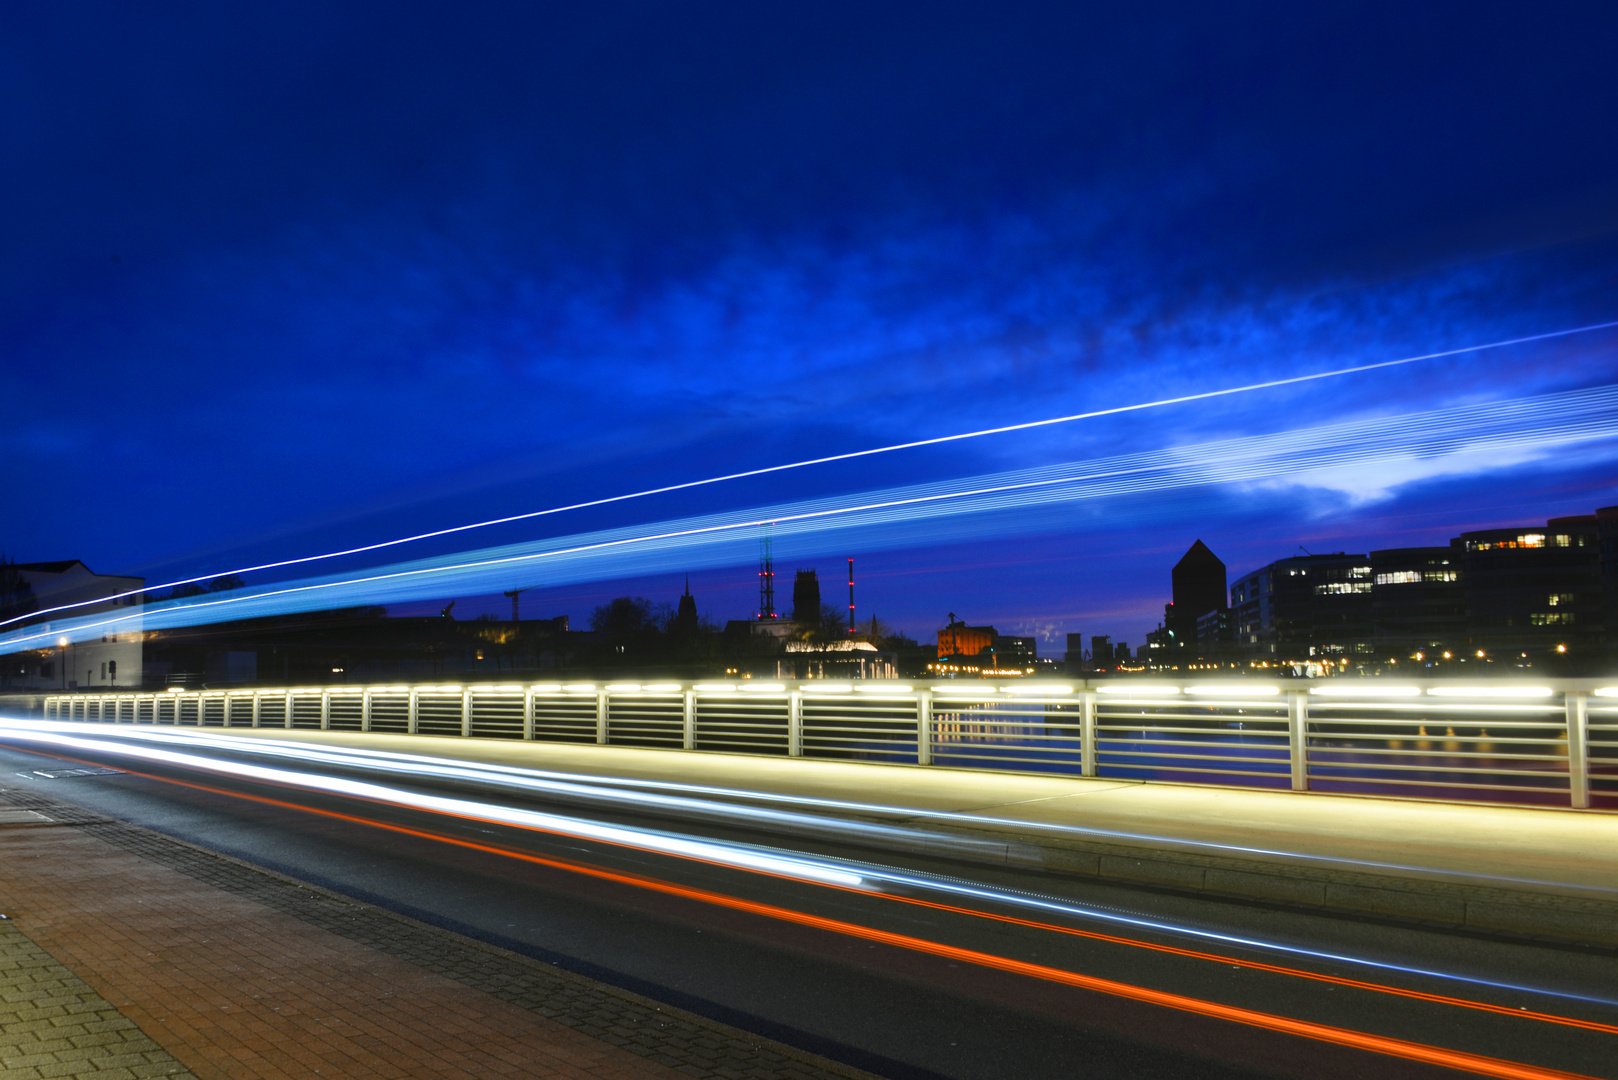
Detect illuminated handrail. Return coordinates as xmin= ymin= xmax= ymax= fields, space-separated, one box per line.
xmin=31 ymin=678 xmax=1617 ymax=810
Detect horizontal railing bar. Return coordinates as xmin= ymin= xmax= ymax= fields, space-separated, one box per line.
xmin=32 ymin=680 xmax=1618 ymax=812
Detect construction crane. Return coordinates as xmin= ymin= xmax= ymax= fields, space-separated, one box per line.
xmin=503 ymin=588 xmax=528 ymax=622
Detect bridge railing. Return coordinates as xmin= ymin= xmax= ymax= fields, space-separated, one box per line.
xmin=37 ymin=678 xmax=1618 ymax=810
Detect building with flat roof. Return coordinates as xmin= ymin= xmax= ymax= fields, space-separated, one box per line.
xmin=937 ymin=620 xmax=995 ymax=661
xmin=0 ymin=560 xmax=144 ymax=690
xmin=1599 ymin=506 xmax=1618 ymax=660
xmin=1459 ymin=516 xmax=1603 ymax=659
xmin=1370 ymin=545 xmax=1464 ymax=655
xmin=1230 ymin=553 xmax=1373 ymax=661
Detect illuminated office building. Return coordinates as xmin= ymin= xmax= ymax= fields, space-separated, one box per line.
xmin=1369 ymin=545 xmax=1465 ymax=654
xmin=1459 ymin=516 xmax=1603 ymax=655
xmin=1230 ymin=553 xmax=1373 ymax=659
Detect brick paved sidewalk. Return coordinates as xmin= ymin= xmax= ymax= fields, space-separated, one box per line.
xmin=0 ymin=918 xmax=196 ymax=1080
xmin=0 ymin=786 xmax=879 ymax=1080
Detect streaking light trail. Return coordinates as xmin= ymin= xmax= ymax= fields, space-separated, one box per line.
xmin=3 ymin=727 xmax=1608 ymax=1080
xmin=10 ymin=380 xmax=1618 ymax=649
xmin=0 ymin=724 xmax=863 ymax=889
xmin=8 ymin=318 xmax=1614 ymax=629
xmin=5 ymin=721 xmax=1614 ymax=1010
xmin=28 ymin=723 xmax=1615 ymax=898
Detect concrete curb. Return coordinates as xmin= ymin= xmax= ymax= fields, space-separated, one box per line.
xmin=896 ymin=820 xmax=1618 ymax=948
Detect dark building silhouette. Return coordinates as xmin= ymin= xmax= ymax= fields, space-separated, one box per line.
xmin=791 ymin=569 xmax=821 ymax=624
xmin=1064 ymin=631 xmax=1085 ymax=667
xmin=673 ymin=576 xmax=699 ymax=636
xmin=1370 ymin=545 xmax=1464 ymax=654
xmin=1168 ymin=540 xmax=1226 ymax=656
xmin=1600 ymin=506 xmax=1618 ymax=659
xmin=995 ymin=636 xmax=1037 ymax=668
xmin=1459 ymin=516 xmax=1603 ymax=657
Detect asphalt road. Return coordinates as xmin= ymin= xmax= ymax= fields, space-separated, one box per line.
xmin=2 ymin=732 xmax=1615 ymax=1080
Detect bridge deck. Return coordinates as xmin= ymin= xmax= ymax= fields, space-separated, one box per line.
xmin=187 ymin=729 xmax=1618 ymax=946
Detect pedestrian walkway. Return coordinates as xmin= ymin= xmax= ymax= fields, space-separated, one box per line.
xmin=0 ymin=788 xmax=878 ymax=1080
xmin=0 ymin=916 xmax=195 ymax=1080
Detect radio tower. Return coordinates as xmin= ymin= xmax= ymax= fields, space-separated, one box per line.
xmin=757 ymin=523 xmax=777 ymax=620
xmin=847 ymin=557 xmax=856 ymax=634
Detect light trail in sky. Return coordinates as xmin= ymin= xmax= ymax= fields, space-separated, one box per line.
xmin=7 ymin=317 xmax=1614 ymax=629
xmin=9 ymin=379 xmax=1617 ymax=649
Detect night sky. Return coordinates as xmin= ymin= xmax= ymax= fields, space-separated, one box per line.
xmin=6 ymin=3 xmax=1618 ymax=650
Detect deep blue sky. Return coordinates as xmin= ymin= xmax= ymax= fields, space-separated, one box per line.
xmin=5 ymin=3 xmax=1618 ymax=649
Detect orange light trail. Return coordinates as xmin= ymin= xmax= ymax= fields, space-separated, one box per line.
xmin=18 ymin=747 xmax=1611 ymax=1079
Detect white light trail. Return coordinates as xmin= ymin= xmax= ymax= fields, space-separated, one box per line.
xmin=11 ymin=722 xmax=1612 ymax=897
xmin=8 ymin=318 xmax=1614 ymax=629
xmin=0 ymin=723 xmax=863 ymax=889
xmin=9 ymin=380 xmax=1618 ymax=649
xmin=4 ymin=720 xmax=1613 ymax=1007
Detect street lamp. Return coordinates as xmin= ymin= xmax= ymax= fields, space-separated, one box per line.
xmin=57 ymin=637 xmax=67 ymax=690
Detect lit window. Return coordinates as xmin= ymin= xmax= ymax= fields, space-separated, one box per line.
xmin=1530 ymin=613 xmax=1574 ymax=626
xmin=1547 ymin=593 xmax=1574 ymax=606
xmin=1313 ymin=582 xmax=1370 ymax=595
xmin=1424 ymin=570 xmax=1457 ymax=582
xmin=1468 ymin=535 xmax=1547 ymax=551
xmin=1375 ymin=571 xmax=1422 ymax=585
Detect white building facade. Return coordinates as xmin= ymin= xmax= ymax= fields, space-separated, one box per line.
xmin=3 ymin=561 xmax=144 ymax=691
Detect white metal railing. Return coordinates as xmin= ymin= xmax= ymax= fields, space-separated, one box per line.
xmin=37 ymin=678 xmax=1618 ymax=810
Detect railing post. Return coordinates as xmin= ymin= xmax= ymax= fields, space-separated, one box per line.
xmin=407 ymin=688 xmax=419 ymax=735
xmin=682 ymin=689 xmax=696 ymax=750
xmin=788 ymin=690 xmax=803 ymax=757
xmin=361 ymin=689 xmax=372 ymax=732
xmin=1080 ymin=690 xmax=1097 ymax=777
xmin=283 ymin=690 xmax=293 ymax=729
xmin=523 ymin=687 xmax=535 ymax=741
xmin=1287 ymin=690 xmax=1309 ymax=791
xmin=251 ymin=692 xmax=262 ymax=728
xmin=1567 ymin=691 xmax=1590 ymax=809
xmin=320 ymin=690 xmax=331 ymax=731
xmin=596 ymin=689 xmax=609 ymax=744
xmin=462 ymin=688 xmax=473 ymax=738
xmin=916 ymin=688 xmax=933 ymax=765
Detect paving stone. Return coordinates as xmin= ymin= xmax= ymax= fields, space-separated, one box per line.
xmin=0 ymin=923 xmax=196 ymax=1080
xmin=0 ymin=786 xmax=877 ymax=1080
